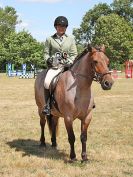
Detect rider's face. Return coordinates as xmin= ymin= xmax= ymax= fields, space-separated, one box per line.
xmin=55 ymin=25 xmax=67 ymax=36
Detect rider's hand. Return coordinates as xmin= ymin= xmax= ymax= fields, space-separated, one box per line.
xmin=62 ymin=52 xmax=67 ymax=59
xmin=46 ymin=57 xmax=53 ymax=67
xmin=64 ymin=63 xmax=72 ymax=71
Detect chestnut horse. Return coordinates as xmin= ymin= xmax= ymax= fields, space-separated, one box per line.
xmin=34 ymin=44 xmax=114 ymax=161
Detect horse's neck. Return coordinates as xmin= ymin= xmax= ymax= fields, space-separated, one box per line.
xmin=71 ymin=53 xmax=93 ymax=87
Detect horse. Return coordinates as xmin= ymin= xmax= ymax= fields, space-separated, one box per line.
xmin=34 ymin=44 xmax=114 ymax=162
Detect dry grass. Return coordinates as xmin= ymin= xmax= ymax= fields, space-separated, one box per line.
xmin=0 ymin=73 xmax=133 ymax=177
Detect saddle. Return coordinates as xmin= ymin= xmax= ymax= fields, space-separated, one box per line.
xmin=44 ymin=65 xmax=71 ymax=113
xmin=48 ymin=69 xmax=63 ymax=113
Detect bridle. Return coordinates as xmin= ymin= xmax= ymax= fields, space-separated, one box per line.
xmin=91 ymin=49 xmax=111 ymax=83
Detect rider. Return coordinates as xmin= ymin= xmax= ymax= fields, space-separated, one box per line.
xmin=42 ymin=16 xmax=78 ymax=115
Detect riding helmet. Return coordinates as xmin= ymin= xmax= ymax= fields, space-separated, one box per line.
xmin=54 ymin=16 xmax=68 ymax=27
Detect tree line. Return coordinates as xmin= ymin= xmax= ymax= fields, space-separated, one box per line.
xmin=73 ymin=0 xmax=133 ymax=69
xmin=0 ymin=0 xmax=133 ymax=71
xmin=0 ymin=6 xmax=44 ymax=71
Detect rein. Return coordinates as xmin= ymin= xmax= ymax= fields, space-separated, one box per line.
xmin=71 ymin=69 xmax=111 ymax=83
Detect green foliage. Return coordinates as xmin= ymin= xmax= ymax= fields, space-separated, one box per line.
xmin=73 ymin=3 xmax=112 ymax=44
xmin=111 ymin=0 xmax=133 ymax=25
xmin=3 ymin=31 xmax=44 ymax=69
xmin=0 ymin=6 xmax=45 ymax=71
xmin=93 ymin=14 xmax=133 ymax=64
xmin=73 ymin=0 xmax=133 ymax=67
xmin=0 ymin=6 xmax=19 ymax=42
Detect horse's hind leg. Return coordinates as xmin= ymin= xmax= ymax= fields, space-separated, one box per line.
xmin=39 ymin=112 xmax=46 ymax=147
xmin=51 ymin=116 xmax=59 ymax=147
xmin=46 ymin=115 xmax=59 ymax=147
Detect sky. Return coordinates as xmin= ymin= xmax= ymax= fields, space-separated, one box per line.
xmin=0 ymin=0 xmax=113 ymax=42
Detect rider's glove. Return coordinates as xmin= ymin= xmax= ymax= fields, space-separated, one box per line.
xmin=64 ymin=63 xmax=72 ymax=71
xmin=46 ymin=57 xmax=53 ymax=67
xmin=62 ymin=52 xmax=67 ymax=59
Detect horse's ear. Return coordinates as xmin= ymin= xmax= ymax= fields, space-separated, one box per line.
xmin=87 ymin=44 xmax=92 ymax=52
xmin=101 ymin=44 xmax=105 ymax=52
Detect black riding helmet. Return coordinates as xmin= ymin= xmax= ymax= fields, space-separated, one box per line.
xmin=54 ymin=16 xmax=68 ymax=27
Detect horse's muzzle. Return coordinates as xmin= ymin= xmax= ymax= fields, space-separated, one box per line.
xmin=101 ymin=80 xmax=113 ymax=90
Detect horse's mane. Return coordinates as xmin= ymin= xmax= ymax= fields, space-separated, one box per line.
xmin=70 ymin=44 xmax=103 ymax=69
xmin=72 ymin=44 xmax=103 ymax=66
xmin=72 ymin=47 xmax=89 ymax=66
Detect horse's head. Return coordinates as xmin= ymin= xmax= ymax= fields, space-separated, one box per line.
xmin=87 ymin=44 xmax=114 ymax=90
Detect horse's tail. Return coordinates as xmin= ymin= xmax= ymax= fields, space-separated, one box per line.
xmin=46 ymin=115 xmax=59 ymax=136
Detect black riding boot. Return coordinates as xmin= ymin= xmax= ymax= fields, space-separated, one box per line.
xmin=42 ymin=89 xmax=51 ymax=116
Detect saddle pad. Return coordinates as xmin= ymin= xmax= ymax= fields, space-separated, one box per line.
xmin=44 ymin=68 xmax=62 ymax=89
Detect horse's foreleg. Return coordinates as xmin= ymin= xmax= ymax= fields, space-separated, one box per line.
xmin=81 ymin=113 xmax=92 ymax=161
xmin=64 ymin=117 xmax=76 ymax=160
xmin=39 ymin=113 xmax=46 ymax=147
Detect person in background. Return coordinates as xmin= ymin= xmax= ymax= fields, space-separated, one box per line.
xmin=43 ymin=16 xmax=78 ymax=115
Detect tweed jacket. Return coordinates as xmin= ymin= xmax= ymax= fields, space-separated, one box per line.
xmin=44 ymin=33 xmax=77 ymax=65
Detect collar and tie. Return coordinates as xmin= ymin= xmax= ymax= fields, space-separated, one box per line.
xmin=52 ymin=33 xmax=67 ymax=45
xmin=56 ymin=34 xmax=63 ymax=43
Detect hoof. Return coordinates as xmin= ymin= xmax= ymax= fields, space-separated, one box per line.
xmin=81 ymin=158 xmax=89 ymax=163
xmin=68 ymin=158 xmax=77 ymax=163
xmin=39 ymin=143 xmax=46 ymax=148
xmin=51 ymin=142 xmax=57 ymax=148
xmin=51 ymin=145 xmax=57 ymax=149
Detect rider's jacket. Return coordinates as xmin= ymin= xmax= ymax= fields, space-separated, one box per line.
xmin=44 ymin=33 xmax=78 ymax=66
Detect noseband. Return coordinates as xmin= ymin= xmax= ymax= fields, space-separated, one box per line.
xmin=93 ymin=71 xmax=111 ymax=83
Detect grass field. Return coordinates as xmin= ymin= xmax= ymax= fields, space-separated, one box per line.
xmin=0 ymin=73 xmax=133 ymax=177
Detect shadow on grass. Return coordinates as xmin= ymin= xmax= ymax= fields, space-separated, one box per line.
xmin=7 ymin=139 xmax=96 ymax=165
xmin=7 ymin=139 xmax=67 ymax=160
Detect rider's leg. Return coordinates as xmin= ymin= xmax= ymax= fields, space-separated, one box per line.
xmin=42 ymin=89 xmax=51 ymax=116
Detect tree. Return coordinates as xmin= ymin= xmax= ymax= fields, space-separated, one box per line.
xmin=93 ymin=14 xmax=133 ymax=66
xmin=0 ymin=6 xmax=19 ymax=42
xmin=0 ymin=43 xmax=9 ymax=70
xmin=0 ymin=6 xmax=45 ymax=71
xmin=1 ymin=31 xmax=44 ymax=70
xmin=111 ymin=0 xmax=133 ymax=25
xmin=73 ymin=1 xmax=133 ymax=45
xmin=73 ymin=0 xmax=133 ymax=67
xmin=73 ymin=3 xmax=112 ymax=45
